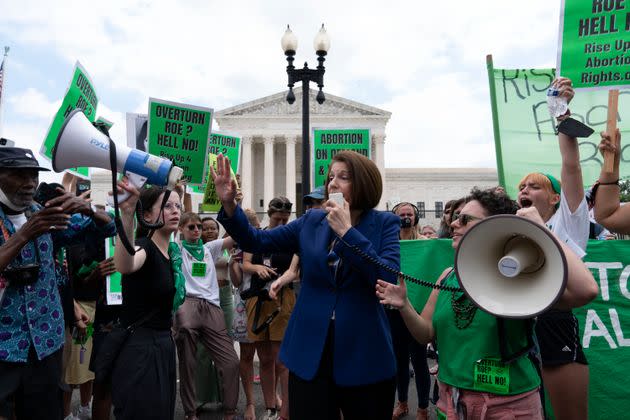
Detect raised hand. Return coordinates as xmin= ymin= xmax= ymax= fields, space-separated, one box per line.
xmin=112 ymin=177 xmax=141 ymax=216
xmin=210 ymin=154 xmax=238 ymax=210
xmin=598 ymin=129 xmax=621 ymax=158
xmin=375 ymin=277 xmax=408 ymax=310
xmin=554 ymin=77 xmax=575 ymax=105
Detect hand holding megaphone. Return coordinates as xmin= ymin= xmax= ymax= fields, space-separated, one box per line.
xmin=106 ymin=172 xmax=147 ymax=206
xmin=111 ymin=176 xmax=142 ymax=215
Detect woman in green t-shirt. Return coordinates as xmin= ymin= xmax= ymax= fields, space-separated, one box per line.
xmin=376 ymin=187 xmax=598 ymax=419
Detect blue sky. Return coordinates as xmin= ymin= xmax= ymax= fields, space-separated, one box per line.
xmin=0 ymin=0 xmax=561 ymax=182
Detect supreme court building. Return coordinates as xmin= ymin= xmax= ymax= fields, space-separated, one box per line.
xmin=213 ymin=86 xmax=391 ymax=215
xmin=210 ymin=86 xmax=497 ymax=224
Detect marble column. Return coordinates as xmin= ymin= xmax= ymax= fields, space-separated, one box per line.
xmin=374 ymin=134 xmax=386 ymax=209
xmin=240 ymin=136 xmax=253 ymax=209
xmin=263 ymin=136 xmax=275 ymax=209
xmin=285 ymin=136 xmax=297 ymax=210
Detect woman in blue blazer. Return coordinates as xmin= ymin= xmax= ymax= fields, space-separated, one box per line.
xmin=213 ymin=151 xmax=400 ymax=420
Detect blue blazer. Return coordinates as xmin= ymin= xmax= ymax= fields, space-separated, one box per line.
xmin=219 ymin=206 xmax=400 ymax=386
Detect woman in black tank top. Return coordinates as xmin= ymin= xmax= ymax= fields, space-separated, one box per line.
xmin=111 ymin=182 xmax=182 ymax=420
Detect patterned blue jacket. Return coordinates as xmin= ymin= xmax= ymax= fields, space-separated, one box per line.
xmin=0 ymin=204 xmax=116 ymax=362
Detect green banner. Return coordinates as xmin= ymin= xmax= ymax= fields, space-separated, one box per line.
xmin=402 ymin=239 xmax=630 ymax=419
xmin=40 ymin=62 xmax=98 ymax=179
xmin=487 ymin=64 xmax=630 ymax=198
xmin=105 ymin=237 xmax=122 ymax=305
xmin=200 ymin=154 xmax=237 ymax=212
xmin=148 ymin=98 xmax=213 ymax=185
xmin=190 ymin=132 xmax=241 ymax=195
xmin=558 ymin=0 xmax=630 ymax=89
xmin=312 ymin=128 xmax=371 ymax=188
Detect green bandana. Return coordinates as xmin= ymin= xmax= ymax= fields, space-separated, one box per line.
xmin=181 ymin=239 xmax=205 ymax=261
xmin=168 ymin=242 xmax=186 ymax=313
xmin=77 ymin=261 xmax=99 ymax=278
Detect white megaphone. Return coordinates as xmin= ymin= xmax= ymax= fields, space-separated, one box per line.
xmin=52 ymin=109 xmax=183 ymax=201
xmin=454 ymin=215 xmax=567 ymax=319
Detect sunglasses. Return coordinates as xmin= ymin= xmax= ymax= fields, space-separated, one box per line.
xmin=269 ymin=202 xmax=293 ymax=212
xmin=186 ymin=223 xmax=203 ymax=231
xmin=452 ymin=212 xmax=483 ymax=226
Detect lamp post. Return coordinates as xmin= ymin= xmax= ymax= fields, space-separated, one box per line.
xmin=281 ymin=24 xmax=330 ymax=213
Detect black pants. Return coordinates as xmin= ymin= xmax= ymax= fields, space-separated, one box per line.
xmin=387 ymin=309 xmax=431 ymax=409
xmin=0 ymin=346 xmax=63 ymax=420
xmin=289 ymin=322 xmax=396 ymax=420
xmin=111 ymin=328 xmax=176 ymax=420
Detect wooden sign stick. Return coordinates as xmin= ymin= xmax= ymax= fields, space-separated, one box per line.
xmin=603 ymin=89 xmax=620 ymax=173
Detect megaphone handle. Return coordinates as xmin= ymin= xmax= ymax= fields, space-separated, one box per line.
xmin=106 ymin=172 xmax=148 ymax=205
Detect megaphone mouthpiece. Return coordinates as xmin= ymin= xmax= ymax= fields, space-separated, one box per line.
xmin=498 ymin=236 xmax=544 ymax=278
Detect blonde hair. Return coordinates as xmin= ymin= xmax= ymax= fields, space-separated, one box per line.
xmin=517 ymin=173 xmax=560 ymax=196
xmin=243 ymin=208 xmax=261 ymax=228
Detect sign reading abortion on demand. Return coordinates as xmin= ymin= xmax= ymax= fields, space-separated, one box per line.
xmin=40 ymin=61 xmax=99 ymax=178
xmin=558 ymin=0 xmax=630 ymax=89
xmin=313 ymin=128 xmax=371 ymax=188
xmin=147 ymin=98 xmax=213 ymax=185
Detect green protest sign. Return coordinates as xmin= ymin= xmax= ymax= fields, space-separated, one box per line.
xmin=190 ymin=132 xmax=241 ymax=195
xmin=148 ymin=98 xmax=213 ymax=185
xmin=200 ymin=154 xmax=237 ymax=212
xmin=402 ymin=239 xmax=630 ymax=419
xmin=95 ymin=116 xmax=113 ymax=130
xmin=401 ymin=239 xmax=454 ymax=313
xmin=105 ymin=237 xmax=122 ymax=305
xmin=40 ymin=62 xmax=98 ymax=179
xmin=486 ymin=61 xmax=630 ymax=198
xmin=558 ymin=0 xmax=630 ymax=89
xmin=312 ymin=128 xmax=371 ymax=188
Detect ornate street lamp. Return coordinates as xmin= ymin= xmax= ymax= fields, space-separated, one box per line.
xmin=281 ymin=24 xmax=330 ymax=213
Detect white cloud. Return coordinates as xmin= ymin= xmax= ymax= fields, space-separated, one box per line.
xmin=0 ymin=0 xmax=567 ymax=170
xmin=8 ymin=88 xmax=60 ymax=120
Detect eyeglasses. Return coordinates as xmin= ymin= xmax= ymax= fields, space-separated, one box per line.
xmin=164 ymin=202 xmax=182 ymax=211
xmin=186 ymin=224 xmax=203 ymax=231
xmin=452 ymin=212 xmax=483 ymax=226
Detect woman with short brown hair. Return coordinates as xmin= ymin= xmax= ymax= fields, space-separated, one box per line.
xmin=212 ymin=151 xmax=401 ymax=419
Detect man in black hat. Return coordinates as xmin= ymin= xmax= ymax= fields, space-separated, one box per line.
xmin=0 ymin=144 xmax=116 ymax=420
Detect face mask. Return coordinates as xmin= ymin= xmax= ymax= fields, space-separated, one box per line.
xmin=0 ymin=187 xmax=29 ymax=212
xmin=400 ymin=217 xmax=413 ymax=229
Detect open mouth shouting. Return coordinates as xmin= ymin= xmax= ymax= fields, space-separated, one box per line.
xmin=519 ymin=198 xmax=533 ymax=208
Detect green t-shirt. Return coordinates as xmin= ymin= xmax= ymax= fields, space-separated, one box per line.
xmin=433 ymin=271 xmax=540 ymax=395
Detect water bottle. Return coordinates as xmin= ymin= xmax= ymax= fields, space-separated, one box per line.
xmin=547 ymin=87 xmax=568 ymax=118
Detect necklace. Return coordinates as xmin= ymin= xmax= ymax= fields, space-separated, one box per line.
xmin=451 ymin=291 xmax=477 ymax=329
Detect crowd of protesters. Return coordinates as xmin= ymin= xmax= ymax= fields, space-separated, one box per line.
xmin=0 ymin=76 xmax=627 ymax=420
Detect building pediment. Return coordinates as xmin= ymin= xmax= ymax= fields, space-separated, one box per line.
xmin=216 ymin=86 xmax=391 ymax=119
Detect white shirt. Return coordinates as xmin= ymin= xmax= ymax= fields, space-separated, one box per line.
xmin=6 ymin=213 xmax=27 ymax=231
xmin=546 ymin=191 xmax=589 ymax=258
xmin=180 ymin=239 xmax=224 ymax=307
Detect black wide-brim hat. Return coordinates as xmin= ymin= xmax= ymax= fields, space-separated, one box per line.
xmin=0 ymin=145 xmax=50 ymax=171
